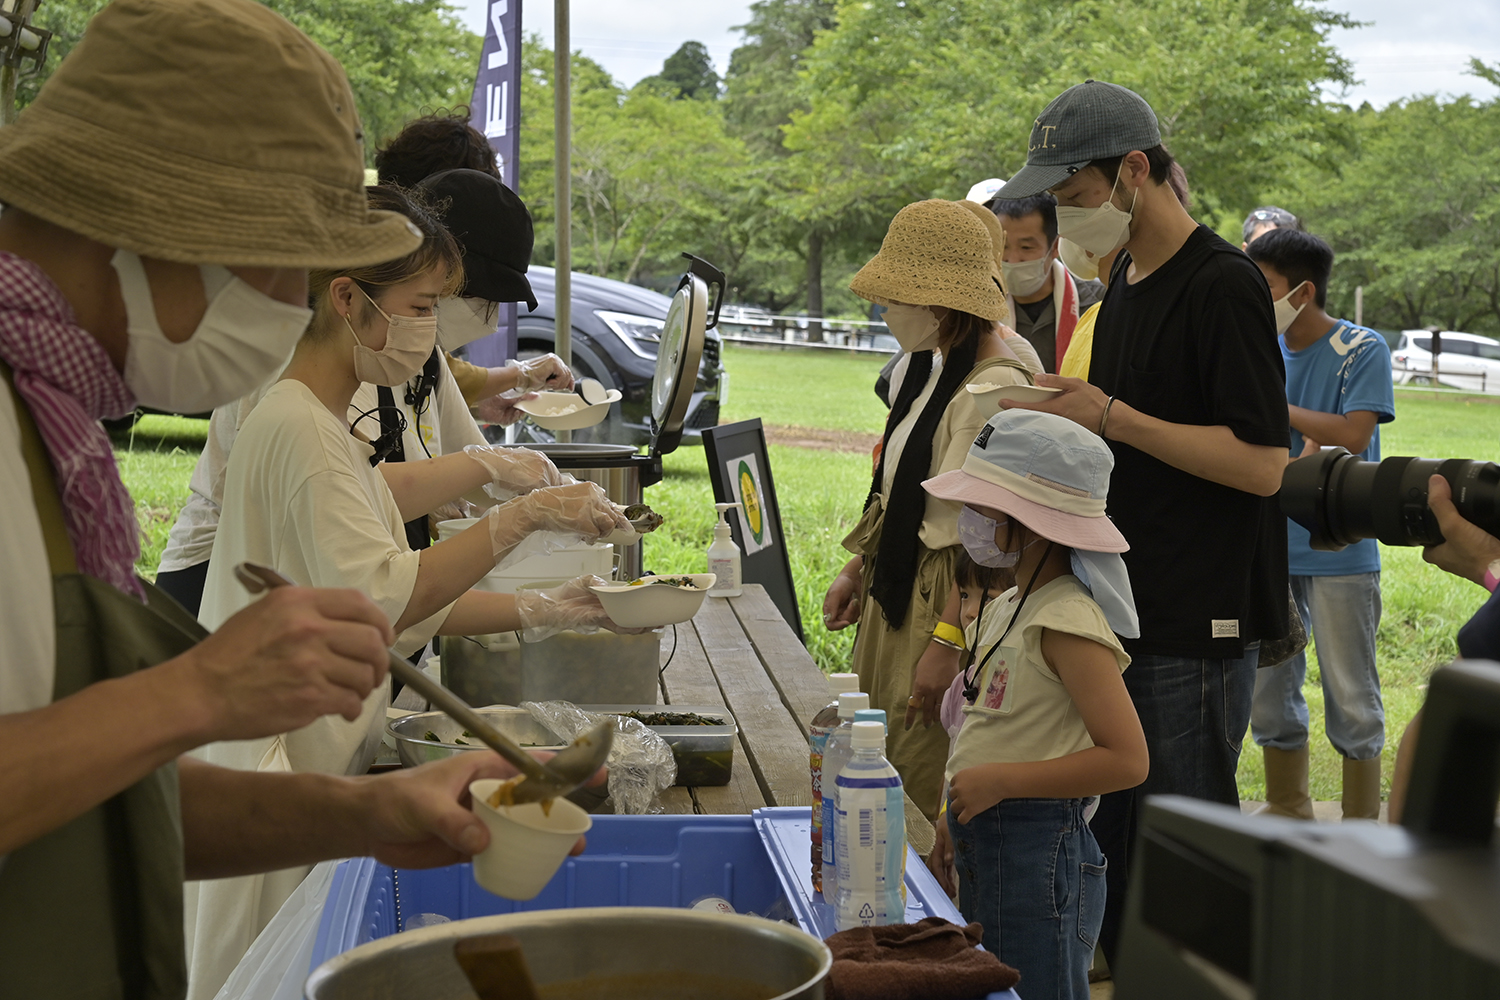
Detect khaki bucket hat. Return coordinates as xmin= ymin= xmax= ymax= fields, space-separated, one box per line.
xmin=850 ymin=199 xmax=1010 ymax=322
xmin=0 ymin=0 xmax=420 ymax=268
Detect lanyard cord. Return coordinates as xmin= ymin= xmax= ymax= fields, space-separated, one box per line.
xmin=963 ymin=541 xmax=1055 ymax=703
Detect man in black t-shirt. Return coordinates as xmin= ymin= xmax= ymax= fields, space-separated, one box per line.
xmin=993 ymin=80 xmax=1290 ymax=962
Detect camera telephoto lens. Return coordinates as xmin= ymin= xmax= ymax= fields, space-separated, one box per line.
xmin=1282 ymin=448 xmax=1500 ymax=551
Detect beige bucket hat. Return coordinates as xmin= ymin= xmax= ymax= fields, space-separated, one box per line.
xmin=850 ymin=199 xmax=1010 ymax=322
xmin=0 ymin=0 xmax=420 ymax=268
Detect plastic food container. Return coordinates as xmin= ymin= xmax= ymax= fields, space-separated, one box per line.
xmin=581 ymin=704 xmax=736 ymax=786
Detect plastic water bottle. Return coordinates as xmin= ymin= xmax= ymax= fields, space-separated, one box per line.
xmin=826 ymin=708 xmax=888 ymax=902
xmin=810 ymin=673 xmax=860 ymax=892
xmin=820 ymin=691 xmax=869 ymax=897
xmin=835 ymin=721 xmax=906 ymax=930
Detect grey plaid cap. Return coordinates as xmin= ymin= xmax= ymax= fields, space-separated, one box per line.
xmin=996 ymin=80 xmax=1161 ymax=199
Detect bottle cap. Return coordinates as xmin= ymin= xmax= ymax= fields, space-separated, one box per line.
xmin=827 ymin=672 xmax=859 ymax=699
xmin=854 ymin=708 xmax=887 ymax=734
xmin=851 ymin=720 xmax=885 ymax=749
xmin=836 ymin=691 xmax=870 ymax=718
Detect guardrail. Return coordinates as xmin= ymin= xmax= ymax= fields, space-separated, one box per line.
xmin=716 ymin=314 xmax=898 ymax=355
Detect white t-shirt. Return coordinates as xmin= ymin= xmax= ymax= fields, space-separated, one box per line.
xmin=159 ymin=358 xmax=486 ymax=574
xmin=947 ymin=575 xmax=1130 ymax=780
xmin=198 ymin=378 xmax=452 ymax=657
xmin=0 ymin=377 xmax=57 ymax=714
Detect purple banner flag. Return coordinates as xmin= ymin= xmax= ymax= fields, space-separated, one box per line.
xmin=468 ymin=0 xmax=523 ymax=365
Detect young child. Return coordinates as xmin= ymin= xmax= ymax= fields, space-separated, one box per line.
xmin=1245 ymin=227 xmax=1394 ymax=820
xmin=921 ymin=408 xmax=1149 ymax=1000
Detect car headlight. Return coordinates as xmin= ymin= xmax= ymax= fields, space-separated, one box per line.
xmin=596 ymin=310 xmax=666 ymax=359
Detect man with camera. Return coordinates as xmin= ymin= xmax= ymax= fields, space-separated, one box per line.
xmin=1245 ymin=228 xmax=1394 ymax=821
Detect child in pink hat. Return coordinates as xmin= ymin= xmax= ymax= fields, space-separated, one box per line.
xmin=922 ymin=407 xmax=1148 ymax=1000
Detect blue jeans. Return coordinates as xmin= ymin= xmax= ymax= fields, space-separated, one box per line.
xmin=1252 ymin=573 xmax=1385 ymax=760
xmin=949 ymin=798 xmax=1105 ymax=1000
xmin=1093 ymin=649 xmax=1258 ymax=962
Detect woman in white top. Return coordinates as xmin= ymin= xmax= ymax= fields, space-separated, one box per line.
xmin=186 ymin=187 xmax=629 ymax=999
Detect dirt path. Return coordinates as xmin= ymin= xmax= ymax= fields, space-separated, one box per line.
xmin=761 ymin=423 xmax=881 ymax=454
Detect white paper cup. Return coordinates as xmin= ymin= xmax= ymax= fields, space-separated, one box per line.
xmin=469 ymin=779 xmax=593 ymax=900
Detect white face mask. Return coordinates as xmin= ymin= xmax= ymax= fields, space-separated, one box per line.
xmin=344 ymin=285 xmax=438 ymax=387
xmin=884 ymin=303 xmax=942 ymax=353
xmin=1056 ymin=238 xmax=1099 ymax=281
xmin=1001 ymin=256 xmax=1051 ymax=298
xmin=436 ymin=296 xmax=500 ymax=352
xmin=1055 ymin=165 xmax=1138 ymax=259
xmin=112 ymin=249 xmax=312 ymax=413
xmin=1274 ymin=283 xmax=1308 ymax=336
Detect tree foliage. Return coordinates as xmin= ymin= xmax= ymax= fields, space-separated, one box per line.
xmin=1270 ymin=87 xmax=1500 ymax=335
xmin=16 ymin=0 xmax=479 ymax=163
xmin=640 ymin=40 xmax=721 ymax=100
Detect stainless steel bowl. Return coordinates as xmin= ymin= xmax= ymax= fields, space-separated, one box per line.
xmin=387 ymin=707 xmax=567 ymax=769
xmin=305 ymin=907 xmax=832 ymax=1000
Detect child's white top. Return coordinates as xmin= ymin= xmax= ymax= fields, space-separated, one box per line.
xmin=946 ymin=575 xmax=1130 ymax=780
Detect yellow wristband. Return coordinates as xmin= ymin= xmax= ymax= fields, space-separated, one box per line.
xmin=933 ymin=621 xmax=966 ymax=649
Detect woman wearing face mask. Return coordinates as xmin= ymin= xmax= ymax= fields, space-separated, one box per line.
xmin=821 ymin=199 xmax=1035 ymax=820
xmin=155 ymin=172 xmax=574 ymax=616
xmin=186 ymin=187 xmax=628 ymax=999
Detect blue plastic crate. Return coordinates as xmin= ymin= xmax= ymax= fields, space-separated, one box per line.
xmin=310 ymin=814 xmax=784 ymax=968
xmin=310 ymin=810 xmax=1020 ymax=1000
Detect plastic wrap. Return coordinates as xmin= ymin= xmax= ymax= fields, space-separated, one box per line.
xmin=521 ymin=700 xmax=677 ymax=814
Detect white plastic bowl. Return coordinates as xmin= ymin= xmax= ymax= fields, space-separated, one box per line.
xmin=589 ymin=573 xmax=717 ymax=628
xmin=516 ymin=389 xmax=622 ymax=430
xmin=966 ymin=381 xmax=1062 ymax=417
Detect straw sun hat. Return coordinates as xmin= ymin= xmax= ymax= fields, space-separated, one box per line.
xmin=0 ymin=0 xmax=421 ymax=268
xmin=850 ymin=199 xmax=1010 ymax=322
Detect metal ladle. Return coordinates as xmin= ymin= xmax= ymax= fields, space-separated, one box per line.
xmin=233 ymin=562 xmax=612 ymax=805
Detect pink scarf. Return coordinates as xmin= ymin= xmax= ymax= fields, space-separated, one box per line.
xmin=0 ymin=252 xmax=144 ymax=599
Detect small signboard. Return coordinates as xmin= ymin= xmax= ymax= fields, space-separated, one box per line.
xmin=703 ymin=419 xmax=804 ymax=643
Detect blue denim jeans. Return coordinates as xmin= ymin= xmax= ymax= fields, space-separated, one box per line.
xmin=948 ymin=798 xmax=1105 ymax=1000
xmin=1252 ymin=573 xmax=1385 ymax=760
xmin=1092 ymin=648 xmax=1258 ymax=962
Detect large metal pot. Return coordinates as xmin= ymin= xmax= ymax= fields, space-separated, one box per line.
xmin=387 ymin=707 xmax=566 ymax=769
xmin=305 ymin=907 xmax=832 ymax=1000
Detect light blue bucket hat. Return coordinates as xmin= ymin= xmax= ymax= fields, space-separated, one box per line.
xmin=923 ymin=409 xmax=1139 ymax=638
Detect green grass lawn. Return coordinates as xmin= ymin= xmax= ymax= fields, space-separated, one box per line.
xmin=112 ymin=356 xmax=1500 ymax=803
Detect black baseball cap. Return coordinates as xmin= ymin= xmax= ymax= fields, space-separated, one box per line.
xmin=996 ymin=80 xmax=1162 ymax=200
xmin=416 ymin=168 xmax=538 ymax=310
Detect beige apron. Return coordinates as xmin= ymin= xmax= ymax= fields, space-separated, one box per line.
xmin=0 ymin=364 xmax=202 ymax=999
xmin=845 ymin=356 xmax=1032 ymax=821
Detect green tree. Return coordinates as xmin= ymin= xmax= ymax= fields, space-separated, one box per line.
xmin=520 ymin=38 xmax=752 ymax=286
xmin=1269 ymin=82 xmax=1500 ymax=335
xmin=781 ymin=0 xmax=1357 ymax=263
xmin=15 ymin=0 xmax=480 ymax=164
xmin=639 ymin=40 xmax=721 ymax=100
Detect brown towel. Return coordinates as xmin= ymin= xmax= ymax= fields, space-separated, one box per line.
xmin=823 ymin=917 xmax=1021 ymax=1000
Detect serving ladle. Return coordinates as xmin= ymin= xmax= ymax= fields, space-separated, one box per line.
xmin=233 ymin=562 xmax=613 ymax=805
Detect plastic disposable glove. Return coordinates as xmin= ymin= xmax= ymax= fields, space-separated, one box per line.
xmin=475 ymin=392 xmax=534 ymax=426
xmin=463 ymin=443 xmax=572 ymax=499
xmin=514 ymin=574 xmax=626 ymax=641
xmin=483 ymin=481 xmax=630 ymax=559
xmin=510 ymin=352 xmax=575 ymax=392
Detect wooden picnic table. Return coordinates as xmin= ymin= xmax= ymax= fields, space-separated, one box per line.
xmin=651 ymin=584 xmax=824 ymax=815
xmin=652 ymin=585 xmax=936 ymax=857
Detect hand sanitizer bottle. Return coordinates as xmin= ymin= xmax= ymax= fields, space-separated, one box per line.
xmin=708 ymin=502 xmax=743 ymax=598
